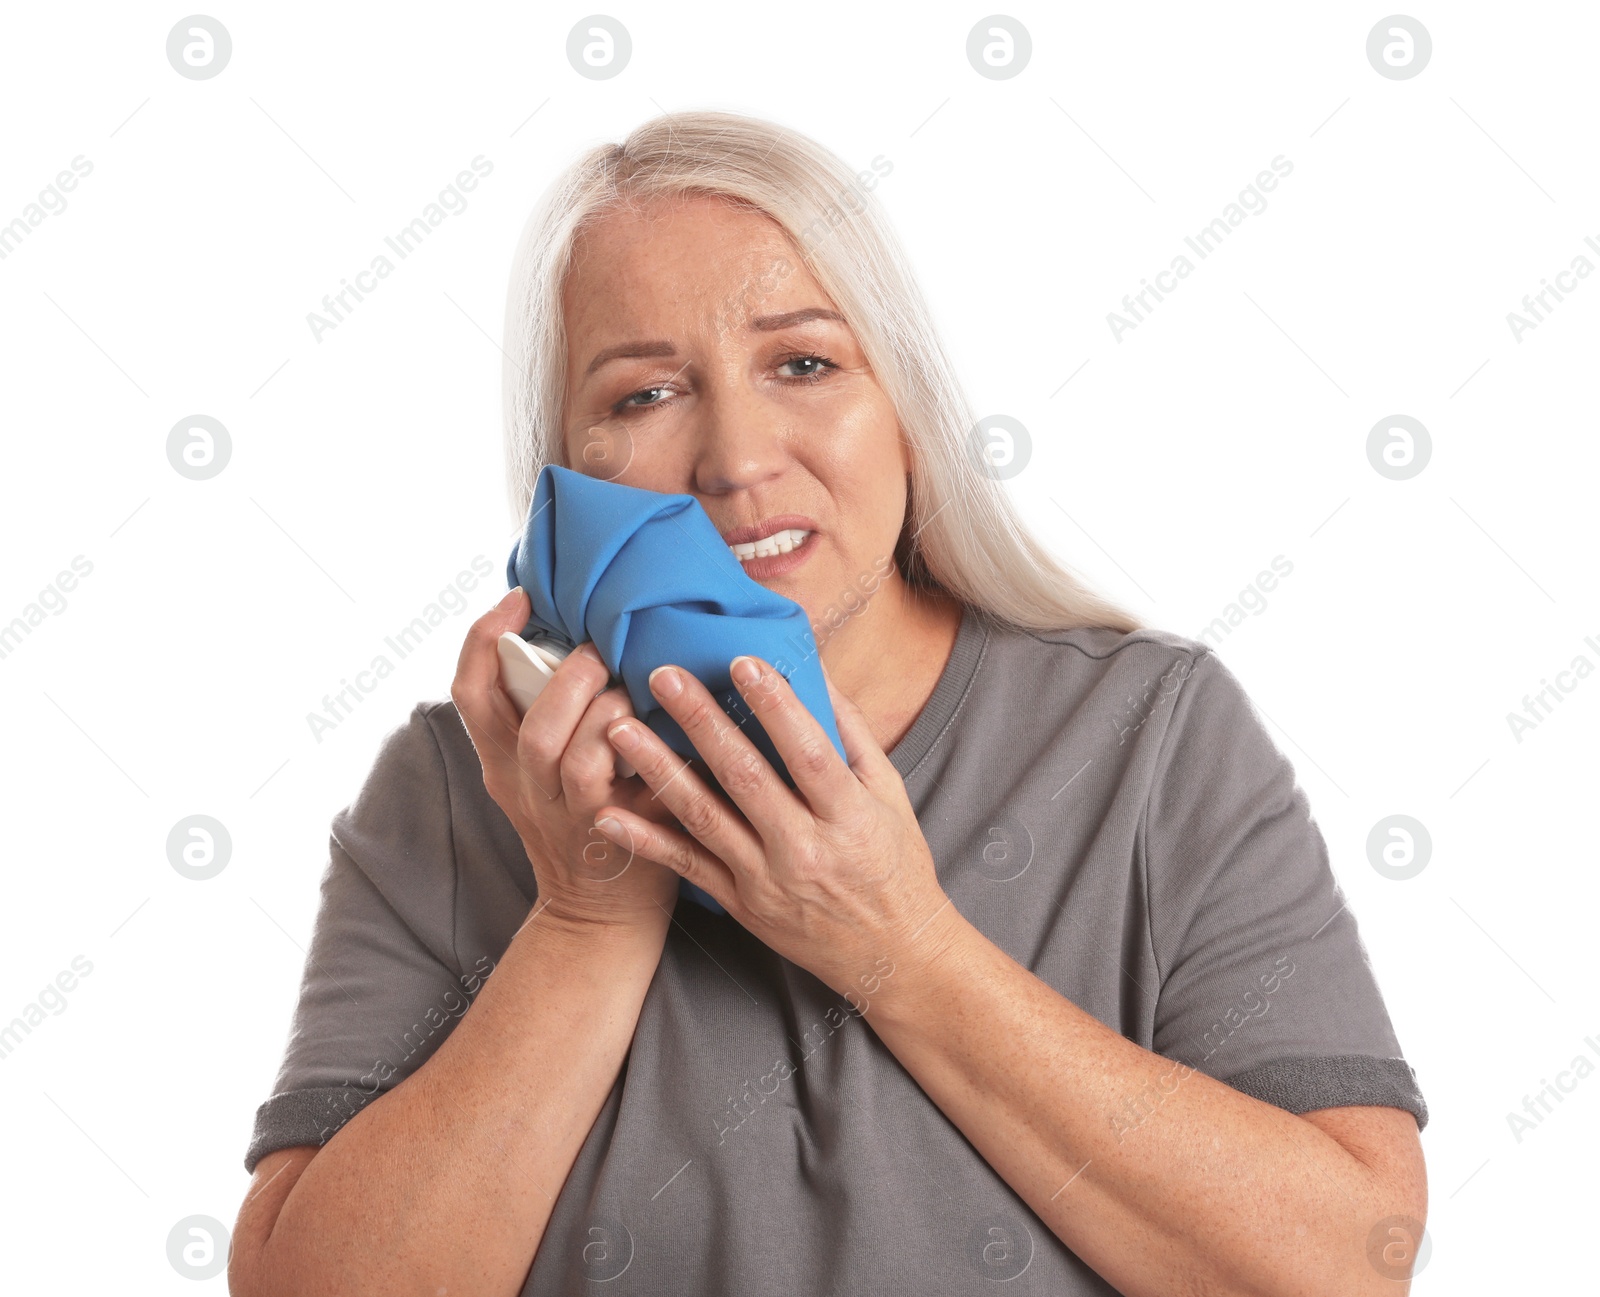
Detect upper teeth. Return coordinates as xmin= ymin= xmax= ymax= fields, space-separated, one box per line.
xmin=730 ymin=528 xmax=811 ymax=561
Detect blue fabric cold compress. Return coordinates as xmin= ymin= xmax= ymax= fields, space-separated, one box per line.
xmin=504 ymin=464 xmax=843 ymax=914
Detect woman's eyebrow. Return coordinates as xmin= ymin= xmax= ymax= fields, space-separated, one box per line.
xmin=582 ymin=308 xmax=847 ymax=378
xmin=748 ymin=307 xmax=846 ymax=331
xmin=584 ymin=339 xmax=676 ymax=377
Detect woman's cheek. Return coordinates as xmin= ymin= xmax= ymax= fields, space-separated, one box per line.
xmin=802 ymin=393 xmax=899 ymax=481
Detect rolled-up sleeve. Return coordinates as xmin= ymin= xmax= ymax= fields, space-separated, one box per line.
xmin=1142 ymin=650 xmax=1427 ymax=1130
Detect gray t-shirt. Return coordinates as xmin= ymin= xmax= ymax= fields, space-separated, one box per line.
xmin=247 ymin=605 xmax=1426 ymax=1294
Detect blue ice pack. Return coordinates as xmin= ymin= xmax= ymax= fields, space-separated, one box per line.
xmin=505 ymin=465 xmax=843 ymax=913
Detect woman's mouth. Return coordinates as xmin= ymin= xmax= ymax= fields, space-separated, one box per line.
xmin=723 ymin=518 xmax=819 ymax=580
xmin=728 ymin=527 xmax=811 ymax=561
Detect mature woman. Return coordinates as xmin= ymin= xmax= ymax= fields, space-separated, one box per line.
xmin=232 ymin=112 xmax=1428 ymax=1296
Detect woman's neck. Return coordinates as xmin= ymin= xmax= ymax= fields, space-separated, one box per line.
xmin=817 ymin=575 xmax=965 ymax=755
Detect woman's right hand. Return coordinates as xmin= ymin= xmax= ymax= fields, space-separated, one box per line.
xmin=451 ymin=587 xmax=681 ymax=930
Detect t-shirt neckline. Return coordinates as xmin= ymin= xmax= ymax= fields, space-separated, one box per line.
xmin=884 ymin=601 xmax=989 ymax=780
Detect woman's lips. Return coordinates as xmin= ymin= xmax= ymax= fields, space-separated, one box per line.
xmin=728 ymin=527 xmax=810 ymax=560
xmin=721 ymin=514 xmax=819 ymax=547
xmin=721 ymin=514 xmax=820 ymax=581
xmin=729 ymin=528 xmax=818 ymax=581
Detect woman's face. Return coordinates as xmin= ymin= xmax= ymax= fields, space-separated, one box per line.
xmin=558 ymin=192 xmax=910 ymax=625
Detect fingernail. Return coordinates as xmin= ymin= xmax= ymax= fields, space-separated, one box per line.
xmin=730 ymin=655 xmax=761 ymax=687
xmin=596 ymin=815 xmax=623 ymax=838
xmin=649 ymin=665 xmax=683 ymax=698
xmin=608 ymin=721 xmax=641 ymax=752
xmin=497 ymin=586 xmax=523 ymax=610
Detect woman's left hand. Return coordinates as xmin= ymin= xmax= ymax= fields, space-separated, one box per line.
xmin=591 ymin=654 xmax=955 ymax=1000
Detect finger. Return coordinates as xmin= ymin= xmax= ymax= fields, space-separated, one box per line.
xmin=605 ymin=716 xmax=766 ymax=873
xmin=513 ymin=641 xmax=612 ymax=795
xmin=644 ymin=665 xmax=808 ymax=841
xmin=728 ymin=655 xmax=860 ymax=821
xmin=819 ymin=662 xmax=901 ymax=796
xmin=451 ymin=588 xmax=535 ymax=768
xmin=593 ymin=807 xmax=736 ymax=912
xmin=559 ymin=685 xmax=636 ymax=808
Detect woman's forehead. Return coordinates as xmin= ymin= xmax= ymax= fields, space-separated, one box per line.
xmin=569 ymin=196 xmax=801 ymax=289
xmin=563 ymin=201 xmax=830 ymax=341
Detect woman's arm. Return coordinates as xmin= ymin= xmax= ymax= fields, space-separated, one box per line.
xmin=231 ymin=904 xmax=667 ymax=1297
xmin=235 ymin=590 xmax=685 ymax=1296
xmin=862 ymin=905 xmax=1428 ymax=1297
xmin=594 ymin=654 xmax=1428 ymax=1297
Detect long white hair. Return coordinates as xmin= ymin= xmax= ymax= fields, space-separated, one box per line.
xmin=501 ymin=110 xmax=1141 ymax=634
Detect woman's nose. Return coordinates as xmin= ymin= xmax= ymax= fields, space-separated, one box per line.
xmin=689 ymin=379 xmax=789 ymax=497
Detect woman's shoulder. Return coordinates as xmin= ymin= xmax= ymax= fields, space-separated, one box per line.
xmin=332 ymin=698 xmax=536 ymax=945
xmin=384 ymin=699 xmax=522 ymax=836
xmin=897 ymin=610 xmax=1232 ymax=776
xmin=953 ymin=611 xmax=1271 ymax=751
xmin=411 ymin=696 xmax=478 ymax=765
xmin=974 ymin=614 xmax=1216 ymax=693
xmin=369 ymin=697 xmax=501 ymax=777
xmin=1000 ymin=618 xmax=1211 ymax=665
xmin=335 ymin=698 xmax=481 ymax=814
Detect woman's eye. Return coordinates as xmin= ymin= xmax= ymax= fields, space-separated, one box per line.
xmin=614 ymin=356 xmax=837 ymax=413
xmin=779 ymin=354 xmax=838 ymax=381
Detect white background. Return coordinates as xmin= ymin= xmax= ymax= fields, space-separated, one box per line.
xmin=1 ymin=1 xmax=1594 ymax=1290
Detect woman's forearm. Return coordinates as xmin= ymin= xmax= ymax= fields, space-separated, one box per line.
xmin=248 ymin=905 xmax=668 ymax=1297
xmin=865 ymin=906 xmax=1425 ymax=1297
